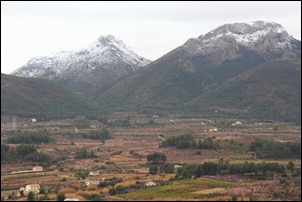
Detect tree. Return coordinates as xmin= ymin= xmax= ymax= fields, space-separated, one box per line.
xmin=287 ymin=161 xmax=295 ymax=172
xmin=39 ymin=187 xmax=46 ymax=194
xmin=146 ymin=152 xmax=167 ymax=164
xmin=109 ymin=188 xmax=117 ymax=195
xmin=231 ymin=195 xmax=238 ymax=201
xmin=149 ymin=165 xmax=158 ymax=175
xmin=202 ymin=162 xmax=218 ymax=175
xmin=116 ymin=185 xmax=127 ymax=194
xmin=27 ymin=192 xmax=35 ymax=201
xmin=56 ymin=193 xmax=65 ymax=201
xmin=160 ymin=163 xmax=174 ymax=173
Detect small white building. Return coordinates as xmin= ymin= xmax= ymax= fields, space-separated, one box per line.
xmin=32 ymin=166 xmax=43 ymax=172
xmin=89 ymin=170 xmax=99 ymax=176
xmin=64 ymin=198 xmax=79 ymax=201
xmin=145 ymin=181 xmax=156 ymax=187
xmin=23 ymin=184 xmax=40 ymax=195
xmin=174 ymin=165 xmax=183 ymax=172
xmin=232 ymin=121 xmax=242 ymax=126
xmin=209 ymin=128 xmax=218 ymax=132
xmin=85 ymin=180 xmax=99 ymax=186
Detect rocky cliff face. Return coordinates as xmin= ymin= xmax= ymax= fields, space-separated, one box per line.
xmin=12 ymin=35 xmax=150 ymax=94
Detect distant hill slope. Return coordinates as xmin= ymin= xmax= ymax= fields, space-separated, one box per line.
xmin=187 ymin=59 xmax=301 ymax=123
xmin=1 ymin=74 xmax=99 ymax=119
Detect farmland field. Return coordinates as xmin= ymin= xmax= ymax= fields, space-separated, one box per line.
xmin=1 ymin=114 xmax=301 ymax=201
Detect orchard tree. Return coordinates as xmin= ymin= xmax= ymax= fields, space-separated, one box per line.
xmin=149 ymin=165 xmax=158 ymax=175
xmin=27 ymin=192 xmax=35 ymax=201
xmin=56 ymin=193 xmax=65 ymax=201
xmin=146 ymin=152 xmax=167 ymax=164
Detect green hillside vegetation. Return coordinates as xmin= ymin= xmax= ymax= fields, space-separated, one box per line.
xmin=159 ymin=134 xmax=216 ymax=149
xmin=176 ymin=161 xmax=288 ymax=179
xmin=97 ymin=48 xmax=265 ymax=112
xmin=7 ymin=130 xmax=51 ymax=144
xmin=96 ymin=44 xmax=300 ymax=123
xmin=1 ymin=74 xmax=100 ymax=120
xmin=1 ymin=144 xmax=54 ymax=165
xmin=187 ymin=59 xmax=301 ymax=123
xmin=250 ymin=138 xmax=301 ymax=159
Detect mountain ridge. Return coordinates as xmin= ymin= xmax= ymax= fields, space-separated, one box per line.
xmin=96 ymin=21 xmax=301 ymax=123
xmin=6 ymin=21 xmax=302 ymax=123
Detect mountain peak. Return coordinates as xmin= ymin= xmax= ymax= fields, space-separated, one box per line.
xmin=199 ymin=21 xmax=287 ymax=42
xmin=96 ymin=34 xmax=132 ymax=52
xmin=182 ymin=21 xmax=300 ymax=64
xmin=11 ymin=34 xmax=150 ymax=94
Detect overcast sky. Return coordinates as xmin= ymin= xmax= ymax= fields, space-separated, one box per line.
xmin=1 ymin=1 xmax=301 ymax=74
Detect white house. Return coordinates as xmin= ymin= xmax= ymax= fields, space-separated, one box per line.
xmin=88 ymin=170 xmax=99 ymax=176
xmin=232 ymin=121 xmax=242 ymax=126
xmin=174 ymin=165 xmax=183 ymax=172
xmin=85 ymin=180 xmax=99 ymax=186
xmin=32 ymin=166 xmax=43 ymax=172
xmin=64 ymin=198 xmax=79 ymax=201
xmin=23 ymin=184 xmax=40 ymax=195
xmin=209 ymin=128 xmax=218 ymax=132
xmin=145 ymin=181 xmax=156 ymax=187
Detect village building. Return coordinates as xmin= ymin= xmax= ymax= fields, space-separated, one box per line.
xmin=174 ymin=165 xmax=183 ymax=172
xmin=145 ymin=181 xmax=156 ymax=187
xmin=85 ymin=180 xmax=99 ymax=186
xmin=88 ymin=170 xmax=99 ymax=176
xmin=209 ymin=128 xmax=218 ymax=132
xmin=32 ymin=166 xmax=43 ymax=172
xmin=232 ymin=121 xmax=242 ymax=126
xmin=22 ymin=184 xmax=40 ymax=195
xmin=64 ymin=198 xmax=79 ymax=201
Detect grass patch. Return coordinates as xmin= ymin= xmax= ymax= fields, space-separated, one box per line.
xmin=118 ymin=178 xmax=233 ymax=200
xmin=179 ymin=178 xmax=233 ymax=188
xmin=118 ymin=184 xmax=192 ymax=200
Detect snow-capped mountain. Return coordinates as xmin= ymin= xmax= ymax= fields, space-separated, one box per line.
xmin=12 ymin=35 xmax=151 ymax=94
xmin=181 ymin=21 xmax=300 ymax=64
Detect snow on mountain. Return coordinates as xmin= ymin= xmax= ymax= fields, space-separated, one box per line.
xmin=182 ymin=21 xmax=300 ymax=64
xmin=12 ymin=35 xmax=151 ymax=84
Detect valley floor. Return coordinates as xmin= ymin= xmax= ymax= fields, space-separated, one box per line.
xmin=1 ymin=114 xmax=301 ymax=201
